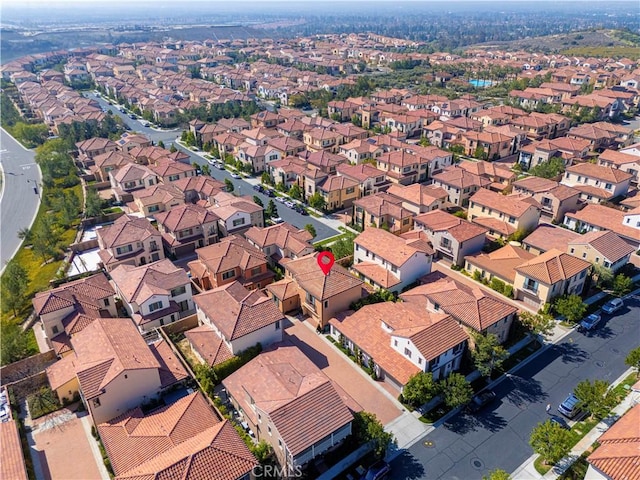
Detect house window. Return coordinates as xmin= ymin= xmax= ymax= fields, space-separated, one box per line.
xmin=104 ymin=298 xmax=110 ymax=307
xmin=92 ymin=398 xmax=101 ymax=408
xmin=170 ymin=286 xmax=186 ymax=297
xmin=580 ymin=271 xmax=586 ymax=279
xmin=391 ymin=265 xmax=397 ymax=273
xmin=570 ymin=248 xmax=574 ymax=254
xmin=148 ymin=205 xmax=160 ymax=213
xmin=149 ymin=301 xmax=163 ymax=312
xmin=222 ymin=270 xmax=235 ymax=280
xmin=275 ymin=320 xmax=280 ymax=330
xmin=346 ymin=187 xmax=355 ymax=194
xmin=52 ymin=325 xmax=59 ymax=335
xmin=605 ymin=183 xmax=612 ymax=190
xmin=278 ymin=439 xmax=283 ymax=449
xmin=232 ymin=218 xmax=246 ymax=227
xmin=251 ymin=267 xmax=262 ymax=276
xmin=116 ymin=244 xmax=133 ymax=255
xmin=603 ymin=261 xmax=611 ymax=268
xmin=508 ymin=216 xmax=515 ymax=224
xmin=582 ymin=253 xmax=587 ymax=259
xmin=394 ymin=339 xmax=398 ymax=347
xmin=524 ymin=278 xmax=538 ymax=293
xmin=418 ymin=358 xmax=423 ymax=365
xmin=404 ymin=348 xmax=412 ymax=358
xmin=268 ymin=425 xmax=272 ymax=436
xmin=433 ymin=302 xmax=440 ymax=311
xmin=324 ymin=300 xmax=329 ymax=308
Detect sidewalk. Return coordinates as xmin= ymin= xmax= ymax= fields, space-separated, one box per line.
xmin=511 ymin=368 xmax=640 ymax=480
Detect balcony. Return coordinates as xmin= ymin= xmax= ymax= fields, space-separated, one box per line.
xmin=438 ymin=241 xmax=453 ymax=253
xmin=523 ymin=283 xmax=538 ymax=295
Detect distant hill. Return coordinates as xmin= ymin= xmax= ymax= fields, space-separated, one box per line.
xmin=468 ymin=29 xmax=640 ymax=59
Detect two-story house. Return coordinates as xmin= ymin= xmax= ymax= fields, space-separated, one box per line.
xmin=522 ymin=224 xmax=581 ymax=256
xmin=562 ymin=163 xmax=633 ymax=203
xmin=173 ymin=175 xmax=226 ymax=204
xmin=92 ymin=150 xmax=132 ymax=182
xmin=155 ymin=203 xmax=220 ymax=258
xmin=352 ymin=228 xmax=434 ymax=293
xmin=352 ymin=193 xmax=414 ymax=234
xmin=192 ymin=281 xmax=284 ymax=358
xmin=514 ymin=249 xmax=591 ymax=308
xmin=188 ymin=235 xmax=274 ymax=291
xmin=329 ymin=302 xmax=468 ymax=391
xmin=76 ymin=137 xmax=118 ymax=167
xmin=109 ymin=163 xmax=160 ymax=203
xmin=45 ymin=317 xmax=188 ymax=424
xmin=148 ymin=158 xmax=197 ymax=183
xmin=278 ymin=253 xmax=364 ymax=330
xmin=97 ymin=214 xmax=164 ymax=272
xmin=431 ymin=165 xmax=491 ymax=207
xmin=512 ymin=176 xmax=581 ymax=223
xmin=597 ymin=149 xmax=640 ymax=185
xmin=32 ymin=273 xmax=118 ymax=349
xmin=316 ymin=175 xmax=360 ymax=211
xmin=468 ymin=189 xmax=541 ymax=239
xmin=211 ymin=192 xmax=265 ymax=236
xmin=567 ymin=230 xmax=635 ymax=273
xmin=110 ymin=259 xmax=194 ymax=332
xmin=375 ymin=149 xmax=428 ymax=185
xmin=401 ymin=271 xmax=517 ymax=344
xmin=413 ymin=210 xmax=488 ymax=266
xmin=386 ymin=183 xmax=448 ymax=214
xmin=244 ymin=222 xmax=314 ymax=265
xmin=335 ymin=163 xmax=389 ymax=197
xmin=223 ymin=343 xmax=354 ymax=472
xmin=131 ymin=183 xmax=185 ymax=217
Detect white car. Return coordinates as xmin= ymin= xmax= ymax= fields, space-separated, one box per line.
xmin=206 ymin=158 xmax=216 ymax=165
xmin=275 ymin=196 xmax=286 ymax=203
xmin=230 ymin=172 xmax=241 ymax=179
xmin=284 ymin=201 xmax=295 ymax=208
xmin=272 ymin=217 xmax=284 ymax=224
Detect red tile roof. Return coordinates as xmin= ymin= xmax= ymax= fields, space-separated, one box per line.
xmin=110 ymin=259 xmax=190 ymax=306
xmin=33 ymin=272 xmax=115 ymax=316
xmin=414 ymin=210 xmax=488 ymax=242
xmin=0 ymin=418 xmax=28 ymax=480
xmin=184 ymin=326 xmax=234 ymax=367
xmin=355 ymin=228 xmax=434 ymax=267
xmin=465 ymin=245 xmax=536 ymax=283
xmin=515 ymin=248 xmax=591 ymax=284
xmin=568 ymin=230 xmax=635 ymax=263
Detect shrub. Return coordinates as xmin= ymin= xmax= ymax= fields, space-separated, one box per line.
xmin=503 ymin=285 xmax=514 ymax=298
xmin=490 ymin=278 xmax=506 ymax=294
xmin=472 ymin=270 xmax=483 ymax=282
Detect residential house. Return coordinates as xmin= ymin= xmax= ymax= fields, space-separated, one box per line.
xmin=188 ymin=235 xmax=274 ymax=291
xmin=279 ymin=253 xmax=364 ymax=329
xmin=148 ymin=158 xmax=197 ymax=184
xmin=109 ymin=163 xmax=159 ymax=202
xmin=352 ymin=193 xmax=414 ymax=234
xmin=173 ymin=175 xmax=226 ymax=204
xmin=401 ymin=271 xmax=517 ymax=344
xmin=236 ymin=143 xmax=282 ymax=173
xmin=98 ymin=392 xmax=257 ymax=480
xmin=0 ymin=409 xmax=28 ymax=480
xmin=352 ymin=228 xmax=434 ymax=292
xmin=305 ymin=150 xmax=347 ymax=174
xmin=522 ymin=224 xmax=580 ymax=256
xmin=335 ymin=163 xmax=389 ymax=197
xmin=458 ymin=161 xmax=515 ymax=192
xmin=597 ymin=149 xmax=640 ymax=185
xmin=193 ymin=281 xmax=284 ymax=356
xmin=329 ymin=302 xmax=468 ymax=390
xmin=110 ymin=259 xmax=194 ymax=332
xmin=375 ymin=149 xmax=429 ymax=185
xmin=567 ymin=123 xmax=627 ymax=152
xmin=92 ymin=150 xmax=132 ymax=182
xmin=413 ymin=210 xmax=488 ymax=266
xmin=245 ymin=223 xmax=314 ymax=265
xmin=316 ymin=175 xmax=360 ymax=211
xmin=76 ymin=137 xmax=118 ymax=166
xmin=32 ymin=273 xmax=117 ymax=347
xmin=461 ymin=130 xmax=514 ymax=160
xmin=303 ymin=127 xmax=343 ymax=153
xmin=45 ymin=318 xmax=188 ymax=424
xmin=222 ymin=343 xmax=355 ymax=471
xmin=465 ymin=244 xmax=536 ymax=286
xmin=468 ymin=189 xmax=541 ymax=239
xmin=518 ymin=137 xmax=590 ymax=170
xmin=155 ymin=203 xmax=220 ymax=257
xmin=211 ymin=192 xmax=265 ymax=236
xmin=513 ymin=249 xmax=591 ymax=308
xmin=586 ymin=404 xmax=640 ymax=480
xmin=567 ymin=230 xmax=635 ymax=273
xmin=561 ymin=163 xmax=632 ymax=203
xmin=564 ymin=204 xmax=640 ymax=250
xmin=338 ymin=139 xmax=384 ymax=164
xmin=386 ymin=183 xmax=448 ymax=214
xmin=97 ymin=214 xmax=164 ymax=272
xmin=131 ymin=183 xmax=185 ymax=217
xmin=512 ymin=176 xmax=581 ymax=223
xmin=431 ymin=165 xmax=491 ymax=207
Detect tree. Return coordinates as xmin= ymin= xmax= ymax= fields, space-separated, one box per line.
xmin=304 ymin=224 xmax=316 ymax=238
xmin=592 ymin=264 xmax=614 ymax=289
xmin=529 ymin=420 xmax=572 ymax=465
xmin=252 ymin=195 xmax=264 ymax=208
xmin=308 ymin=192 xmax=326 ymax=211
xmin=625 ymin=347 xmax=640 ymax=371
xmin=260 ymin=172 xmax=271 ymax=185
xmin=1 ymin=321 xmax=35 ymax=366
xmin=1 ymin=261 xmax=29 ymax=316
xmin=157 ymin=140 xmax=165 ymax=149
xmin=482 ymin=469 xmax=511 ymax=480
xmin=518 ymin=311 xmax=555 ymax=339
xmin=265 ymin=200 xmax=278 ymax=219
xmin=471 ymin=332 xmax=509 ymax=378
xmin=402 ymin=372 xmax=436 ymax=408
xmin=201 ymin=164 xmax=211 ymax=176
xmin=438 ymin=373 xmax=473 ymax=409
xmin=17 ymin=227 xmax=32 ymax=245
xmin=553 ymin=294 xmax=587 ymax=324
xmin=85 ymin=188 xmax=103 ymax=218
xmin=169 ymin=144 xmax=177 ymax=153
xmin=352 ymin=411 xmax=396 ymax=459
xmin=574 ymin=379 xmax=616 ymax=420
xmin=528 ymin=156 xmax=566 ymax=179
xmin=59 ymin=190 xmax=81 ymax=227
xmin=289 ymin=183 xmax=302 ymax=200
xmin=31 ymin=217 xmax=59 ymax=262
xmin=612 ymin=274 xmax=632 ymax=297
xmin=224 ymin=179 xmax=234 ymax=193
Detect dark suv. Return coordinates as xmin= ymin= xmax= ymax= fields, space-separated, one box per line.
xmin=363 ymin=461 xmax=390 ymax=480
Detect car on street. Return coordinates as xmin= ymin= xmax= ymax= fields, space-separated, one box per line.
xmin=466 ymin=389 xmax=497 ymax=413
xmin=264 ymin=189 xmax=276 ymax=197
xmin=141 ymin=122 xmax=150 ymax=127
xmin=363 ymin=460 xmax=391 ymax=480
xmin=602 ymin=298 xmax=623 ymax=314
xmin=272 ymin=217 xmax=284 ymax=224
xmin=284 ymin=200 xmax=295 ymax=208
xmin=294 ymin=206 xmax=308 ymax=215
xmin=207 ymin=158 xmax=216 ymax=165
xmin=578 ymin=313 xmax=602 ymax=332
xmin=252 ymin=184 xmax=264 ymax=192
xmin=549 ymin=415 xmax=571 ymax=430
xmin=275 ymin=196 xmax=286 ymax=203
xmin=230 ymin=172 xmax=241 ymax=179
xmin=558 ymin=393 xmax=583 ymax=419
xmin=129 ymin=114 xmax=137 ymax=119
xmin=215 ymin=162 xmax=225 ymax=170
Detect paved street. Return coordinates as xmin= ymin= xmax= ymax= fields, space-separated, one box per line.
xmin=390 ymin=296 xmax=640 ymax=480
xmin=0 ymin=127 xmax=41 ymax=271
xmin=87 ymin=93 xmax=340 ymax=242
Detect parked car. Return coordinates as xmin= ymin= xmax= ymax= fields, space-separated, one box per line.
xmin=294 ymin=206 xmax=309 ymax=215
xmin=284 ymin=200 xmax=295 ymax=208
xmin=272 ymin=217 xmax=284 ymax=224
xmin=558 ymin=393 xmax=583 ymax=419
xmin=578 ymin=313 xmax=602 ymax=332
xmin=141 ymin=122 xmax=150 ymax=127
xmin=549 ymin=415 xmax=570 ymax=430
xmin=252 ymin=184 xmax=264 ymax=192
xmin=215 ymin=162 xmax=225 ymax=170
xmin=275 ymin=196 xmax=286 ymax=203
xmin=602 ymin=298 xmax=623 ymax=314
xmin=264 ymin=189 xmax=276 ymax=197
xmin=129 ymin=114 xmax=137 ymax=119
xmin=230 ymin=172 xmax=241 ymax=179
xmin=207 ymin=158 xmax=216 ymax=165
xmin=363 ymin=461 xmax=390 ymax=480
xmin=466 ymin=389 xmax=496 ymax=413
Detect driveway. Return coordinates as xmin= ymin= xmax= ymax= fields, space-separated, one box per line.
xmin=284 ymin=318 xmax=403 ymax=425
xmin=31 ymin=409 xmax=108 ymax=480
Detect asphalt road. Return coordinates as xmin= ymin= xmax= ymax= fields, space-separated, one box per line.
xmin=391 ymin=297 xmax=640 ymax=480
xmin=86 ymin=92 xmax=339 ymax=242
xmin=0 ymin=128 xmax=41 ymax=271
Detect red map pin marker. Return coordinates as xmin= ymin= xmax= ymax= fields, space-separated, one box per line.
xmin=317 ymin=251 xmax=335 ymax=276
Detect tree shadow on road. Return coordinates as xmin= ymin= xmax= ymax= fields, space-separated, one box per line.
xmin=390 ymin=450 xmax=426 ymax=480
xmin=443 ymin=408 xmax=508 ymax=435
xmin=555 ymin=341 xmax=590 ymax=364
xmin=503 ymin=375 xmax=546 ymax=406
